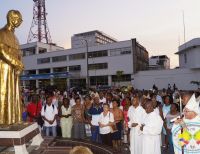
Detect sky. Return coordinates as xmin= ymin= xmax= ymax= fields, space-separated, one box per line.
xmin=1 ymin=0 xmax=200 ymax=68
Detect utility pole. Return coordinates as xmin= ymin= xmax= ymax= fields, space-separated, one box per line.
xmin=82 ymin=39 xmax=89 ymax=90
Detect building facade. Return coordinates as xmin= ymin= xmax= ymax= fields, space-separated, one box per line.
xmin=21 ymin=35 xmax=149 ymax=89
xmin=133 ymin=38 xmax=200 ymax=90
xmin=176 ymin=38 xmax=200 ymax=69
xmin=149 ymin=55 xmax=170 ymax=70
xmin=71 ymin=30 xmax=117 ymax=48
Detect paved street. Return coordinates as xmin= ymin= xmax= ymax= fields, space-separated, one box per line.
xmin=0 ymin=144 xmax=171 ymax=154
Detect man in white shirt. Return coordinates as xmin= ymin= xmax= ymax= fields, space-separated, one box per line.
xmin=128 ymin=96 xmax=146 ymax=154
xmin=63 ymin=90 xmax=68 ymax=98
xmin=99 ymin=91 xmax=106 ymax=104
xmin=70 ymin=96 xmax=76 ymax=107
xmin=140 ymin=100 xmax=163 ymax=154
xmin=52 ymin=93 xmax=59 ymax=108
xmin=89 ymin=97 xmax=103 ymax=143
xmin=41 ymin=96 xmax=58 ymax=137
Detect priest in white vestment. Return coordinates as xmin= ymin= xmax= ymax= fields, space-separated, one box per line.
xmin=128 ymin=96 xmax=147 ymax=154
xmin=140 ymin=100 xmax=163 ymax=154
xmin=172 ymin=93 xmax=200 ymax=154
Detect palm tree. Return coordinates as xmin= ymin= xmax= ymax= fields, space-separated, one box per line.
xmin=116 ymin=70 xmax=124 ymax=86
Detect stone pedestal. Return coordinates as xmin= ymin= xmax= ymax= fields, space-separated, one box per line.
xmin=0 ymin=122 xmax=43 ymax=154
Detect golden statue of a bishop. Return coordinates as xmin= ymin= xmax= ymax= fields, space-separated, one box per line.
xmin=0 ymin=10 xmax=24 ymax=125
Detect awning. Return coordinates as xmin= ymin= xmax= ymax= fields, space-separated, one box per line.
xmin=21 ymin=72 xmax=70 ymax=80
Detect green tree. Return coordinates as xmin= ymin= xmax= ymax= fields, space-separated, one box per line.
xmin=190 ymin=81 xmax=200 ymax=89
xmin=116 ymin=70 xmax=124 ymax=86
xmin=53 ymin=77 xmax=67 ymax=91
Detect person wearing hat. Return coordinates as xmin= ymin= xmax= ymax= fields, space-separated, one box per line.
xmin=172 ymin=94 xmax=200 ymax=154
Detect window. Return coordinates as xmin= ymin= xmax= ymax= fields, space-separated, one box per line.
xmin=112 ymin=74 xmax=131 ymax=82
xmin=70 ymin=79 xmax=86 ymax=88
xmin=110 ymin=47 xmax=131 ymax=56
xmin=38 ymin=69 xmax=50 ymax=74
xmin=24 ymin=70 xmax=36 ymax=75
xmin=38 ymin=47 xmax=47 ymax=54
xmin=37 ymin=58 xmax=50 ymax=64
xmin=52 ymin=56 xmax=67 ymax=62
xmin=134 ymin=44 xmax=149 ymax=72
xmin=53 ymin=78 xmax=67 ymax=91
xmin=88 ymin=50 xmax=108 ymax=58
xmin=121 ymin=47 xmax=131 ymax=55
xmin=90 ymin=76 xmax=108 ymax=86
xmin=69 ymin=53 xmax=85 ymax=60
xmin=53 ymin=67 xmax=67 ymax=73
xmin=184 ymin=53 xmax=187 ymax=63
xmin=22 ymin=47 xmax=36 ymax=56
xmin=88 ymin=63 xmax=108 ymax=70
xmin=38 ymin=79 xmax=50 ymax=88
xmin=69 ymin=65 xmax=81 ymax=71
xmin=110 ymin=48 xmax=121 ymax=56
xmin=23 ymin=80 xmax=36 ymax=89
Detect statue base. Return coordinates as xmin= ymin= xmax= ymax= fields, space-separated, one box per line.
xmin=0 ymin=122 xmax=43 ymax=154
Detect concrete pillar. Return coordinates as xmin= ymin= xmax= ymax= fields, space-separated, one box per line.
xmin=108 ymin=75 xmax=112 ymax=86
xmin=22 ymin=71 xmax=26 ymax=87
xmin=36 ymin=70 xmax=39 ymax=88
xmin=67 ymin=78 xmax=70 ymax=90
xmin=67 ymin=67 xmax=70 ymax=90
xmin=22 ymin=81 xmax=26 ymax=87
xmin=50 ymin=68 xmax=53 ymax=86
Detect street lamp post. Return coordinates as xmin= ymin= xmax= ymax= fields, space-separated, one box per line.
xmin=82 ymin=39 xmax=90 ymax=90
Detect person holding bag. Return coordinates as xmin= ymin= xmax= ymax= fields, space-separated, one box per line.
xmin=41 ymin=96 xmax=58 ymax=137
xmin=111 ymin=99 xmax=123 ymax=149
xmin=98 ymin=103 xmax=114 ymax=146
xmin=27 ymin=94 xmax=43 ymax=127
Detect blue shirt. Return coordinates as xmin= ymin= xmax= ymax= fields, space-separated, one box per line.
xmin=89 ymin=105 xmax=103 ymax=115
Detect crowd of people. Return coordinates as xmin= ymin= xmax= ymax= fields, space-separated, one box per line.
xmin=21 ymin=85 xmax=200 ymax=154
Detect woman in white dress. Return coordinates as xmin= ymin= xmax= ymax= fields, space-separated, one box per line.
xmin=59 ymin=98 xmax=73 ymax=138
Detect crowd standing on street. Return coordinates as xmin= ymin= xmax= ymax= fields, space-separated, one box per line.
xmin=21 ymin=84 xmax=200 ymax=154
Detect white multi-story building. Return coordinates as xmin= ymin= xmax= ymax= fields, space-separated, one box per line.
xmin=149 ymin=55 xmax=170 ymax=70
xmin=21 ymin=32 xmax=149 ymax=89
xmin=133 ymin=38 xmax=200 ymax=90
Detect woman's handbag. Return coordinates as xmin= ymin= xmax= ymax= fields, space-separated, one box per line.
xmin=36 ymin=102 xmax=44 ymax=127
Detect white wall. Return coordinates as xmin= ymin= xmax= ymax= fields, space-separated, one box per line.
xmin=149 ymin=58 xmax=158 ymax=65
xmin=21 ymin=42 xmax=64 ymax=53
xmin=178 ymin=38 xmax=200 ymax=69
xmin=133 ymin=68 xmax=200 ymax=90
xmin=179 ymin=48 xmax=200 ymax=69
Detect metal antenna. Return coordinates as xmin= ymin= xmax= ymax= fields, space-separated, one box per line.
xmin=182 ymin=11 xmax=186 ymax=45
xmin=27 ymin=0 xmax=52 ymax=44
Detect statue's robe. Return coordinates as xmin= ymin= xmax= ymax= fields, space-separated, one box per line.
xmin=0 ymin=26 xmax=23 ymax=125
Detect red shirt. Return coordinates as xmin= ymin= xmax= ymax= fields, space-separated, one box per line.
xmin=27 ymin=101 xmax=42 ymax=122
xmin=121 ymin=99 xmax=126 ymax=107
xmin=123 ymin=110 xmax=129 ymax=127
